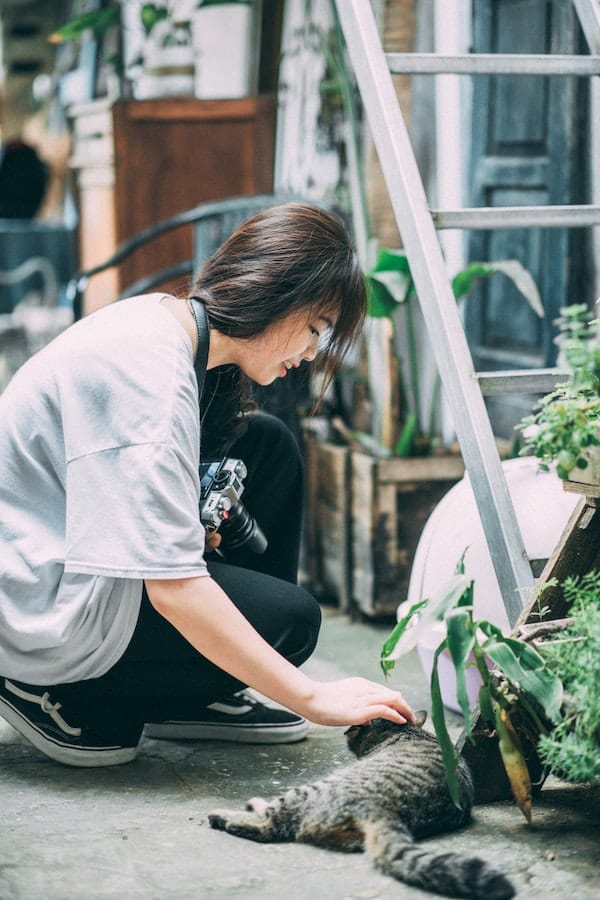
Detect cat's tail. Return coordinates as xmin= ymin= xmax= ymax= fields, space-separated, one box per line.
xmin=364 ymin=819 xmax=515 ymax=900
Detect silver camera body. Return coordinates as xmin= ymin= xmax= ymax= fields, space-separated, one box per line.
xmin=198 ymin=458 xmax=267 ymax=554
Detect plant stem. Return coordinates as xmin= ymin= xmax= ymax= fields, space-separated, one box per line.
xmin=404 ymin=297 xmax=422 ymax=435
xmin=428 ymin=371 xmax=442 ymax=442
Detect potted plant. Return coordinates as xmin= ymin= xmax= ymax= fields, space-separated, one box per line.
xmin=53 ymin=2 xmax=260 ymax=101
xmin=51 ymin=3 xmax=197 ymax=101
xmin=380 ymin=551 xmax=599 ymax=821
xmin=519 ymin=302 xmax=600 ymax=490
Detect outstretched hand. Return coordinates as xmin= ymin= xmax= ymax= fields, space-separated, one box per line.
xmin=300 ymin=677 xmax=416 ymax=728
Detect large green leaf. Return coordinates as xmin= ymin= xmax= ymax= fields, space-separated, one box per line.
xmin=445 ymin=608 xmax=477 ymax=737
xmin=451 ymin=259 xmax=543 ymax=317
xmin=365 ymin=247 xmax=414 ymax=317
xmin=482 ymin=633 xmax=564 ymax=723
xmin=451 ymin=263 xmax=493 ymax=299
xmin=371 ymin=246 xmax=412 ymax=276
xmin=380 ymin=567 xmax=473 ymax=666
xmin=431 ymin=641 xmax=462 ymax=808
xmin=366 ymin=271 xmax=411 ymax=317
xmin=380 ymin=599 xmax=428 ymax=673
xmin=431 ymin=573 xmax=473 ymax=621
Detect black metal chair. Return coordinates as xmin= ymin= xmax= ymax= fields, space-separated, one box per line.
xmin=67 ymin=193 xmax=302 ymax=321
xmin=66 ymin=192 xmax=314 ymax=433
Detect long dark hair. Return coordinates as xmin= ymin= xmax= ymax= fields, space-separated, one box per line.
xmin=190 ymin=202 xmax=366 ymax=454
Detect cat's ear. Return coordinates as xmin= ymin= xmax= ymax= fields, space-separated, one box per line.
xmin=414 ymin=710 xmax=428 ymax=727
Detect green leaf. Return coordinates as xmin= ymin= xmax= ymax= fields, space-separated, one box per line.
xmin=366 ymin=276 xmax=395 ymax=318
xmin=454 ymin=548 xmax=468 ymax=575
xmin=478 ymin=681 xmax=496 ymax=726
xmin=370 ymin=247 xmax=412 ymax=275
xmin=50 ymin=6 xmax=120 ymax=43
xmin=394 ymin=412 xmax=418 ymax=457
xmin=445 ymin=609 xmax=477 ymax=737
xmin=380 ymin=599 xmax=428 ymax=674
xmin=486 ymin=260 xmax=544 ymax=317
xmin=365 ymin=247 xmax=414 ymax=317
xmin=452 ymin=259 xmax=543 ymax=318
xmin=366 ymin=271 xmax=412 ymax=317
xmin=140 ymin=3 xmax=168 ymax=36
xmin=451 ymin=263 xmax=493 ymax=300
xmin=431 ymin=573 xmax=473 ymax=621
xmin=431 ymin=641 xmax=462 ymax=808
xmin=482 ymin=634 xmax=564 ymax=723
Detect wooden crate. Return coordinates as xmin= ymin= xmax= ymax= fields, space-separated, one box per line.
xmin=350 ymin=452 xmax=465 ymax=618
xmin=304 ymin=440 xmax=352 ymax=610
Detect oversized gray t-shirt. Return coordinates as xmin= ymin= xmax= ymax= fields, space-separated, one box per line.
xmin=0 ymin=293 xmax=209 ymax=685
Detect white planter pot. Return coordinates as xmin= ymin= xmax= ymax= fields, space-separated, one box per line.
xmin=192 ymin=4 xmax=256 ymax=99
xmin=566 ymin=442 xmax=600 ymax=491
xmin=133 ymin=44 xmax=195 ymax=100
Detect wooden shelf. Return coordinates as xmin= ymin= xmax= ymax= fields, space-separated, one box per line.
xmin=70 ymin=96 xmax=276 ymax=312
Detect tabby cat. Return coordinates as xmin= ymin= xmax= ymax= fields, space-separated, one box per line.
xmin=209 ymin=713 xmax=515 ymax=900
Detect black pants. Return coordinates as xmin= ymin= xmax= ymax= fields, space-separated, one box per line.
xmin=54 ymin=413 xmax=321 ymax=723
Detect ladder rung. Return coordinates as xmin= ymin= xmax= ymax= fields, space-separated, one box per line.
xmin=476 ymin=369 xmax=567 ymax=396
xmin=386 ymin=53 xmax=600 ymax=76
xmin=432 ymin=204 xmax=600 ymax=230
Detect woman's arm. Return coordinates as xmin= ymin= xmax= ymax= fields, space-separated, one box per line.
xmin=144 ymin=576 xmax=414 ymax=727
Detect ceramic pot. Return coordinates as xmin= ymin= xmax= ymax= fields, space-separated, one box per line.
xmin=192 ymin=3 xmax=255 ymax=99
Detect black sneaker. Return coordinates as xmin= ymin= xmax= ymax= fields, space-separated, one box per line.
xmin=0 ymin=678 xmax=142 ymax=767
xmin=144 ymin=690 xmax=309 ymax=744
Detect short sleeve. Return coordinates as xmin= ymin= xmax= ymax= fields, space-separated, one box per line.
xmin=64 ymin=441 xmax=208 ymax=579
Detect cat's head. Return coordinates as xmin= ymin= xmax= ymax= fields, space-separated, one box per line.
xmin=344 ymin=710 xmax=428 ymax=758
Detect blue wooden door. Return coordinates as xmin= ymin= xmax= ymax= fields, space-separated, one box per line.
xmin=465 ymin=0 xmax=591 ymax=437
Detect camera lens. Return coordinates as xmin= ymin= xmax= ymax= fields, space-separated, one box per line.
xmin=221 ymin=502 xmax=267 ymax=554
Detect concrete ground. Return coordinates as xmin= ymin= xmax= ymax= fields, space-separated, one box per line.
xmin=1 ymin=606 xmax=598 ymax=900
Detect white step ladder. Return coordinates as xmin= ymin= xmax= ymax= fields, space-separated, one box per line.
xmin=334 ymin=0 xmax=600 ymax=627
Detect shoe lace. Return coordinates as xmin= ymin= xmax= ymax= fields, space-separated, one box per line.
xmin=5 ymin=679 xmax=82 ymax=737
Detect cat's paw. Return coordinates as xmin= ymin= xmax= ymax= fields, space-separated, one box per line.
xmin=208 ymin=808 xmax=272 ymax=842
xmin=245 ymin=796 xmax=269 ymax=814
xmin=208 ymin=808 xmax=234 ymax=831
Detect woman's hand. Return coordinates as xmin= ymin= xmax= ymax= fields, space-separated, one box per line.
xmin=299 ymin=677 xmax=416 ymax=727
xmin=204 ymin=529 xmax=222 ymax=553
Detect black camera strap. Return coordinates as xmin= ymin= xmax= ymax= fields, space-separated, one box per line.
xmin=187 ymin=295 xmax=210 ymax=399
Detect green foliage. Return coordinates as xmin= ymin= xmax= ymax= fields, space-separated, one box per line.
xmin=50 ymin=5 xmax=120 ymax=44
xmin=537 ymin=572 xmax=600 ymax=784
xmin=140 ymin=4 xmax=169 ymax=36
xmin=364 ymin=248 xmax=543 ymax=457
xmin=380 ymin=551 xmax=563 ymax=820
xmin=519 ymin=304 xmax=600 ymax=479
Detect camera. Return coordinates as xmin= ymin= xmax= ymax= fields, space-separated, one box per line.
xmin=198 ymin=458 xmax=267 ymax=555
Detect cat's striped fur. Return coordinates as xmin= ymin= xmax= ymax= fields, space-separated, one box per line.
xmin=209 ymin=714 xmax=515 ymax=899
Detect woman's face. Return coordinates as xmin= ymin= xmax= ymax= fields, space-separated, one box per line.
xmin=237 ymin=310 xmax=334 ymax=385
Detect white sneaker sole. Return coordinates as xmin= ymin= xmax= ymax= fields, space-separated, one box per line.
xmin=144 ymin=719 xmax=309 ymax=743
xmin=0 ymin=697 xmax=138 ymax=767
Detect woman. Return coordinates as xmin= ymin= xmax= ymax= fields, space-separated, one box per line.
xmin=0 ymin=203 xmax=414 ymax=767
